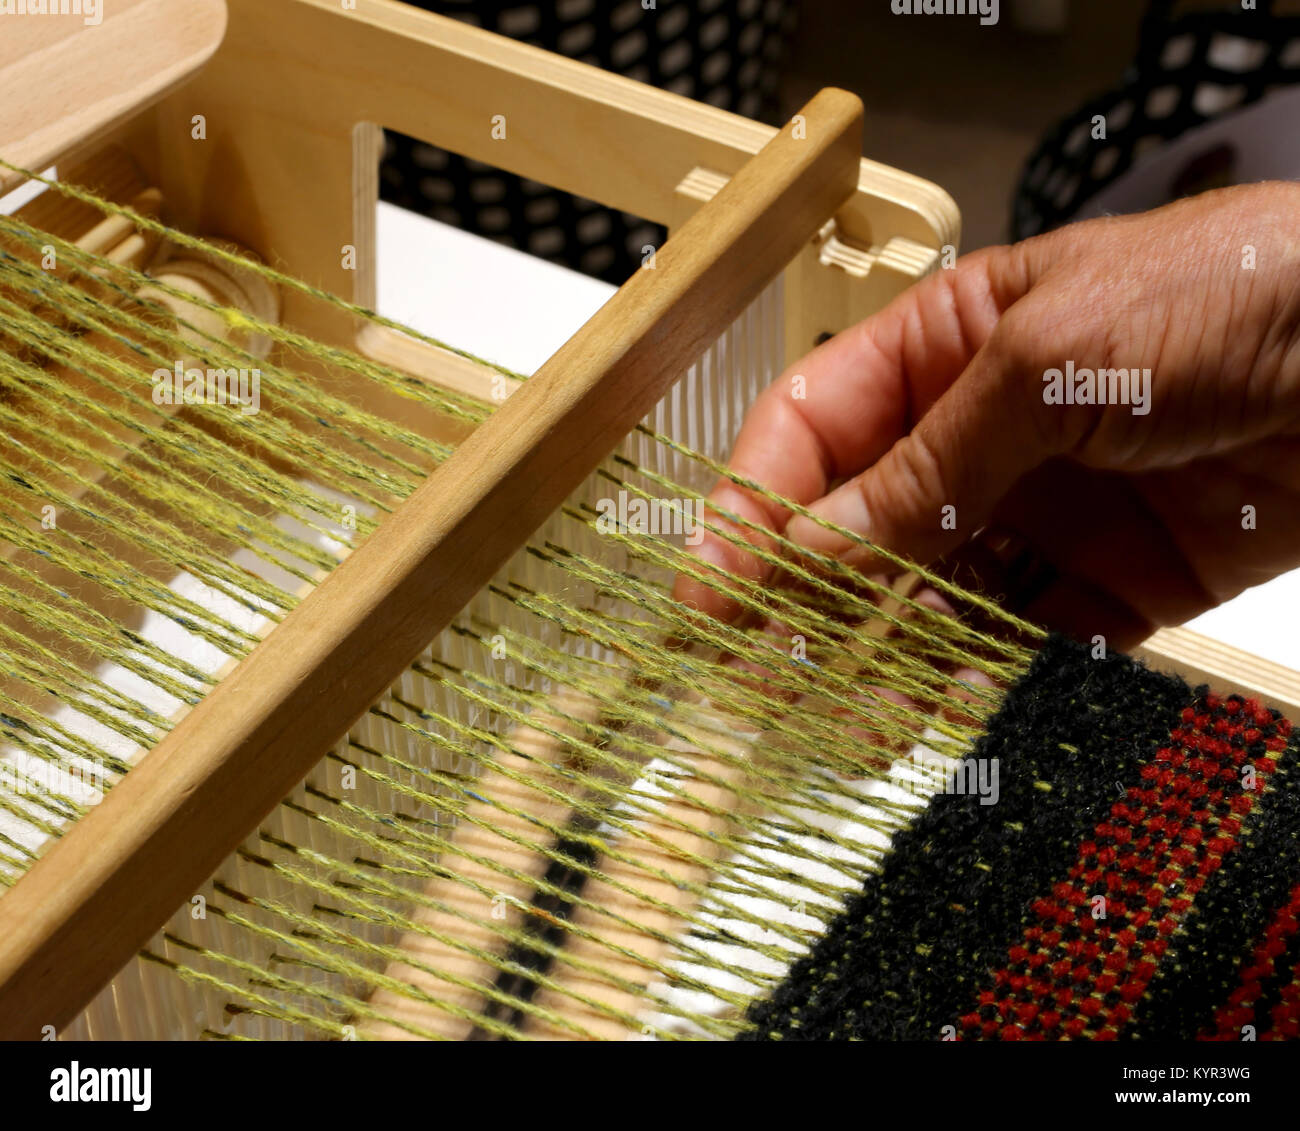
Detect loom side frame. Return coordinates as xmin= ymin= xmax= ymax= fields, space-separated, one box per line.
xmin=0 ymin=76 xmax=865 ymax=1037
xmin=60 ymin=0 xmax=960 ymax=371
xmin=0 ymin=0 xmax=227 ymax=195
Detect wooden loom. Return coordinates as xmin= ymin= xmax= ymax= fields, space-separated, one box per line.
xmin=0 ymin=0 xmax=1297 ymax=1041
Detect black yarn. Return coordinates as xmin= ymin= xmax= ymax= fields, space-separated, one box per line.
xmin=739 ymin=634 xmax=1192 ymax=1041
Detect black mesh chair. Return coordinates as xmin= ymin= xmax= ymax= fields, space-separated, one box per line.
xmin=1012 ymin=0 xmax=1300 ymax=240
xmin=381 ymin=0 xmax=797 ymax=284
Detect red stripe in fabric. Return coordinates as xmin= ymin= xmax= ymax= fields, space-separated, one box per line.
xmin=1201 ymin=882 xmax=1300 ymax=1041
xmin=958 ymin=696 xmax=1283 ymax=1041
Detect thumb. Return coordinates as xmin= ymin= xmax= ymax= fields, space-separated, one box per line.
xmin=785 ymin=327 xmax=1062 ymax=570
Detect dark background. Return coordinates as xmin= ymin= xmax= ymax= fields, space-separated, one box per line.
xmin=382 ymin=1 xmax=1300 ymax=275
xmin=779 ymin=0 xmax=1147 ymax=249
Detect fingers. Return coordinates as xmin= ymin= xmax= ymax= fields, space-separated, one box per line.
xmin=784 ymin=315 xmax=1064 ymax=571
xmin=1015 ymin=573 xmax=1153 ymax=654
xmin=990 ymin=460 xmax=1214 ymax=629
xmin=673 ymin=242 xmax=1041 ymax=622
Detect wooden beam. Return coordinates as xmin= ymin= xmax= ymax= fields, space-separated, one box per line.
xmin=1137 ymin=626 xmax=1300 ymax=718
xmin=0 ymin=0 xmax=226 ymax=193
xmin=0 ymin=87 xmax=864 ymax=1039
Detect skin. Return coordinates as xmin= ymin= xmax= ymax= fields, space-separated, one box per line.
xmin=673 ymin=182 xmax=1300 ymax=652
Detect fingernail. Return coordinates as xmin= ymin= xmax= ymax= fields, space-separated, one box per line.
xmin=951 ymin=666 xmax=998 ymax=690
xmin=786 ymin=485 xmax=871 ymax=555
xmin=675 ymin=531 xmax=747 ymax=623
xmin=692 ymin=530 xmax=736 ymax=574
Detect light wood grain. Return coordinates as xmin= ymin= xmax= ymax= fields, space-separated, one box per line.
xmin=1137 ymin=626 xmax=1300 ymax=718
xmin=89 ymin=0 xmax=955 ymax=368
xmin=0 ymin=87 xmax=864 ymax=1039
xmin=0 ymin=0 xmax=226 ymax=193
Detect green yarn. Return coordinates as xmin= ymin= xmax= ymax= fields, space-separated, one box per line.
xmin=0 ymin=163 xmax=1045 ymax=1040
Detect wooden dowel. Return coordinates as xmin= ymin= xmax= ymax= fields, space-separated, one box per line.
xmin=0 ymin=89 xmax=863 ymax=1038
xmin=359 ymin=687 xmax=604 ymax=1040
xmin=523 ymin=709 xmax=756 ymax=1040
xmin=522 ymin=577 xmax=928 ymax=1039
xmin=0 ymin=215 xmax=285 ymax=733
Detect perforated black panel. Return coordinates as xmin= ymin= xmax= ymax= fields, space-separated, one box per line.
xmin=381 ymin=0 xmax=796 ymax=284
xmin=1013 ymin=0 xmax=1300 ymax=240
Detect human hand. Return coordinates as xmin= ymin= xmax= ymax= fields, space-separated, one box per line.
xmin=673 ymin=182 xmax=1300 ymax=651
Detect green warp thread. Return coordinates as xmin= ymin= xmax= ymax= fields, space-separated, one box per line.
xmin=0 ymin=164 xmax=1041 ymax=1039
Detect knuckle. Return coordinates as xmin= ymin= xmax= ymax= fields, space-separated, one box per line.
xmin=879 ymin=429 xmax=950 ymax=517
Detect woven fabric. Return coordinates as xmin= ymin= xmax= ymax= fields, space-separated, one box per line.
xmin=740 ymin=635 xmax=1300 ymax=1041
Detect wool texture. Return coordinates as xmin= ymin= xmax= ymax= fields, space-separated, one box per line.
xmin=739 ymin=635 xmax=1300 ymax=1041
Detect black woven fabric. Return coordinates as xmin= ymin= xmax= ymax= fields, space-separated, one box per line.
xmin=381 ymin=0 xmax=796 ymax=284
xmin=739 ymin=635 xmax=1300 ymax=1041
xmin=1012 ymin=0 xmax=1300 ymax=240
